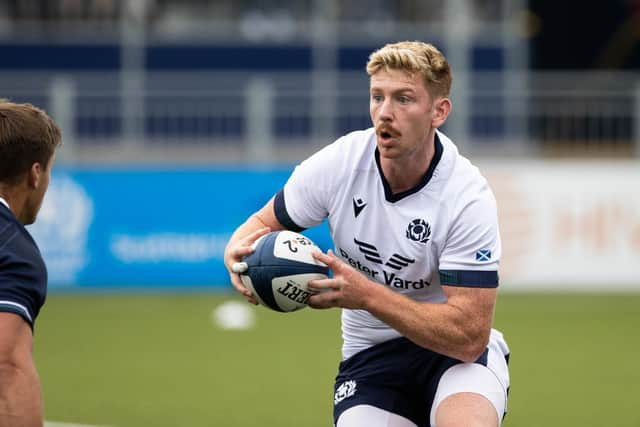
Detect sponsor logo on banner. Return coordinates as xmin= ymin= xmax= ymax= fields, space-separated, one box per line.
xmin=110 ymin=233 xmax=230 ymax=263
xmin=28 ymin=174 xmax=93 ymax=286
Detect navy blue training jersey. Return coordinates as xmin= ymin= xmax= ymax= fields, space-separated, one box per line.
xmin=0 ymin=202 xmax=47 ymax=329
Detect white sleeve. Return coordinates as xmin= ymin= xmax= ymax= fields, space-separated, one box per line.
xmin=276 ymin=141 xmax=342 ymax=230
xmin=439 ymin=182 xmax=501 ymax=287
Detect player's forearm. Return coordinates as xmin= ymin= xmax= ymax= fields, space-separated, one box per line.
xmin=224 ymin=214 xmax=273 ymax=264
xmin=363 ymin=285 xmax=491 ymax=363
xmin=0 ymin=361 xmax=43 ymax=427
xmin=226 ymin=216 xmax=266 ymax=250
xmin=224 ymin=198 xmax=285 ymax=265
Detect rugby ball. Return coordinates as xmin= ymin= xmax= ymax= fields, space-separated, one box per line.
xmin=237 ymin=230 xmax=329 ymax=312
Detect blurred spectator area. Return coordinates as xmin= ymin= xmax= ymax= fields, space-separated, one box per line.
xmin=0 ymin=0 xmax=511 ymax=43
xmin=0 ymin=0 xmax=638 ymax=162
xmin=0 ymin=0 xmax=504 ymax=28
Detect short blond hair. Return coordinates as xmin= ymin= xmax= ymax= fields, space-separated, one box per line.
xmin=366 ymin=41 xmax=452 ymax=99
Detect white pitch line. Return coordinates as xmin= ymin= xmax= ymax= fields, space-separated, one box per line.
xmin=45 ymin=421 xmax=113 ymax=427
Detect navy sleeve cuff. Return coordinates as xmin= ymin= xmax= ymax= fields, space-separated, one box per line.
xmin=439 ymin=270 xmax=499 ymax=288
xmin=274 ymin=189 xmax=305 ymax=232
xmin=0 ymin=300 xmax=34 ymax=327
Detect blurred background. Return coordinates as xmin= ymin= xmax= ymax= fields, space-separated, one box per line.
xmin=1 ymin=0 xmax=638 ymax=426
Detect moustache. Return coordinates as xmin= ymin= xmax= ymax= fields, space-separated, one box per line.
xmin=375 ymin=123 xmax=401 ymax=137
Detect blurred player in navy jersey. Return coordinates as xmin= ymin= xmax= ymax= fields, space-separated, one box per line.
xmin=225 ymin=41 xmax=509 ymax=427
xmin=0 ymin=100 xmax=61 ymax=426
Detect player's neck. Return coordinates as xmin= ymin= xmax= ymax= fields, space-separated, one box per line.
xmin=380 ymin=139 xmax=435 ymax=194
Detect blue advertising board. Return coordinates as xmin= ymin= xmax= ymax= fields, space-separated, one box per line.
xmin=28 ymin=167 xmax=331 ymax=291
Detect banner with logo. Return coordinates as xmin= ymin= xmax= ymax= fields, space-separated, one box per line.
xmin=483 ymin=161 xmax=640 ymax=291
xmin=28 ymin=162 xmax=640 ymax=292
xmin=28 ymin=167 xmax=331 ymax=290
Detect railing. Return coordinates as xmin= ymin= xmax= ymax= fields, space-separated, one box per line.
xmin=1 ymin=70 xmax=638 ymax=163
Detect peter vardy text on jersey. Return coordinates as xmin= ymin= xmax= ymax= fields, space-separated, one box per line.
xmin=339 ymin=248 xmax=431 ymax=290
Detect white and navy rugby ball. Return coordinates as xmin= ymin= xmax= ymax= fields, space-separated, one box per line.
xmin=238 ymin=230 xmax=329 ymax=312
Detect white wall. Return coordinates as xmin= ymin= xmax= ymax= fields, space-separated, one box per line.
xmin=483 ymin=160 xmax=640 ymax=291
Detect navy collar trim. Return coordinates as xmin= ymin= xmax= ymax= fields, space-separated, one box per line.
xmin=375 ymin=133 xmax=444 ymax=203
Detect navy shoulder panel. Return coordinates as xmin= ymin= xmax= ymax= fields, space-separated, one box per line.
xmin=0 ymin=206 xmax=47 ymax=328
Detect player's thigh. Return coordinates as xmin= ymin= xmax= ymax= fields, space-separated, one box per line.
xmin=430 ymin=363 xmax=507 ymax=427
xmin=337 ymin=405 xmax=418 ymax=427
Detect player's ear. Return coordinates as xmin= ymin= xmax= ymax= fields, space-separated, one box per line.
xmin=27 ymin=162 xmax=42 ymax=189
xmin=431 ymin=97 xmax=451 ymax=129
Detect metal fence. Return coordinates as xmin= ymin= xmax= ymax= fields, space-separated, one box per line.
xmin=1 ymin=70 xmax=639 ymax=163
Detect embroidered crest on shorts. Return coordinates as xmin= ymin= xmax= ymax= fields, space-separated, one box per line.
xmin=334 ymin=380 xmax=357 ymax=404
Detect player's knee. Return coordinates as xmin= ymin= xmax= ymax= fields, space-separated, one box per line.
xmin=434 ymin=392 xmax=499 ymax=427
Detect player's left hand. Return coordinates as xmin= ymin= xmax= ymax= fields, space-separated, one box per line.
xmin=307 ymin=249 xmax=372 ymax=310
xmin=224 ymin=226 xmax=271 ymax=305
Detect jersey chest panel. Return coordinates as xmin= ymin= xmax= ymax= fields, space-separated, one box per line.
xmin=328 ymin=171 xmax=446 ymax=303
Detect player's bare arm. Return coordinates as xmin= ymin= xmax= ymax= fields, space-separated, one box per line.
xmin=308 ymin=250 xmax=495 ymax=363
xmin=0 ymin=313 xmax=42 ymax=427
xmin=224 ymin=197 xmax=285 ymax=303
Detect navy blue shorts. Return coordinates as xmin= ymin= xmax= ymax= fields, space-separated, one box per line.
xmin=333 ymin=337 xmax=488 ymax=427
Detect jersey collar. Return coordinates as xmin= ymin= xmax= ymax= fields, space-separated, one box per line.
xmin=0 ymin=197 xmax=9 ymax=210
xmin=374 ymin=132 xmax=444 ymax=203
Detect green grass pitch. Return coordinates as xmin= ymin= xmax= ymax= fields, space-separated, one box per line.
xmin=35 ymin=292 xmax=640 ymax=427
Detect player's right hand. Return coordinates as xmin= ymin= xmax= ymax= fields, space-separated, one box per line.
xmin=224 ymin=227 xmax=271 ymax=304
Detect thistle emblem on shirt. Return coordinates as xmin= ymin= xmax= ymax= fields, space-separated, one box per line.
xmin=406 ymin=218 xmax=431 ymax=244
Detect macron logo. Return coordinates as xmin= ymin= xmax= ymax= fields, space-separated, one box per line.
xmin=353 ymin=197 xmax=367 ymax=218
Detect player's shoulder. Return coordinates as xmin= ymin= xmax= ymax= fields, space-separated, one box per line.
xmin=299 ymin=127 xmax=376 ymax=170
xmin=0 ymin=205 xmax=38 ymax=252
xmin=0 ymin=205 xmax=46 ymax=328
xmin=342 ymin=127 xmax=377 ymax=144
xmin=0 ymin=204 xmax=22 ymax=248
xmin=0 ymin=205 xmax=45 ymax=274
xmin=437 ymin=132 xmax=495 ymax=207
xmin=324 ymin=127 xmax=375 ymax=157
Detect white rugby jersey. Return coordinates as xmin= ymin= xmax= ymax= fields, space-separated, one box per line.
xmin=274 ymin=128 xmax=502 ymax=359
